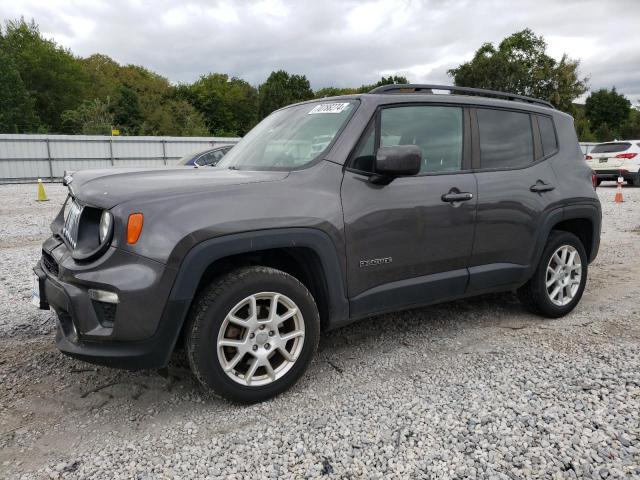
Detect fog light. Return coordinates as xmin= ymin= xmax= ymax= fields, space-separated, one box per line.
xmin=88 ymin=289 xmax=119 ymax=304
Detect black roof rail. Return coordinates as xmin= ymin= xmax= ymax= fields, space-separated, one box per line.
xmin=368 ymin=84 xmax=554 ymax=109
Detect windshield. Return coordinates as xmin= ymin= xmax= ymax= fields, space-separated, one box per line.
xmin=217 ymin=101 xmax=357 ymax=170
xmin=591 ymin=142 xmax=631 ymax=154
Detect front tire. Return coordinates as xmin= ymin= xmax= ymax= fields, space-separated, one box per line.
xmin=517 ymin=231 xmax=588 ymax=318
xmin=186 ymin=267 xmax=320 ymax=403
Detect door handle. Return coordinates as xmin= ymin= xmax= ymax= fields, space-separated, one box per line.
xmin=441 ymin=192 xmax=474 ymax=203
xmin=530 ymin=181 xmax=555 ymax=193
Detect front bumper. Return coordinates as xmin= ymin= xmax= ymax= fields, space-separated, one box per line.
xmin=35 ymin=236 xmax=183 ymax=369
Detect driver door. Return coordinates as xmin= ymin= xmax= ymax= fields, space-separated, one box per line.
xmin=341 ymin=104 xmax=477 ymax=317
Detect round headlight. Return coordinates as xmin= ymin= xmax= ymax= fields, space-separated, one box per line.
xmin=99 ymin=210 xmax=112 ymax=243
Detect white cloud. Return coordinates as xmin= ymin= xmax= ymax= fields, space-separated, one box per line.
xmin=346 ymin=0 xmax=411 ymax=35
xmin=1 ymin=0 xmax=639 ymax=103
xmin=206 ymin=2 xmax=239 ymax=24
xmin=253 ymin=0 xmax=288 ymax=19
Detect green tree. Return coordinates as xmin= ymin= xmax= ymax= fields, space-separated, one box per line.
xmin=620 ymin=106 xmax=640 ymax=139
xmin=0 ymin=47 xmax=40 ymax=132
xmin=314 ymin=86 xmax=358 ymax=98
xmin=593 ymin=122 xmax=614 ymax=142
xmin=584 ymin=88 xmax=631 ymax=133
xmin=448 ymin=29 xmax=587 ymax=112
xmin=61 ymin=98 xmax=114 ymax=135
xmin=115 ymin=65 xmax=175 ymax=130
xmin=81 ymin=54 xmax=123 ymax=101
xmin=258 ymin=70 xmax=314 ymax=119
xmin=111 ymin=86 xmax=143 ymax=135
xmin=2 ymin=18 xmax=89 ymax=132
xmin=182 ymin=73 xmax=257 ymax=136
xmin=140 ymin=99 xmax=209 ymax=136
xmin=357 ymin=75 xmax=409 ymax=93
xmin=314 ymin=76 xmax=409 ymax=99
xmin=571 ymin=105 xmax=597 ymax=142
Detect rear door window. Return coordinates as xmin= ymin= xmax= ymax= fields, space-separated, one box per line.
xmin=537 ymin=115 xmax=558 ymax=156
xmin=477 ymin=109 xmax=534 ymax=169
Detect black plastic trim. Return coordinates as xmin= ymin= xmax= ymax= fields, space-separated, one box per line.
xmin=169 ymin=228 xmax=350 ymax=328
xmin=526 ymin=203 xmax=601 ymax=276
xmin=467 ymin=263 xmax=527 ymax=293
xmin=55 ymin=299 xmax=190 ymax=370
xmin=369 ymin=84 xmax=554 ymax=108
xmin=531 ymin=113 xmax=543 ymax=160
xmin=562 ymin=203 xmax=602 ymax=263
xmin=350 ymin=268 xmax=468 ymax=319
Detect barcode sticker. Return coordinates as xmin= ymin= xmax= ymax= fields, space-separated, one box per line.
xmin=308 ymin=103 xmax=350 ymax=114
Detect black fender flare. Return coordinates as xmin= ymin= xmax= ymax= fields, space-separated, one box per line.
xmin=173 ymin=227 xmax=347 ymax=317
xmin=562 ymin=203 xmax=602 ymax=263
xmin=150 ymin=228 xmax=350 ymax=367
xmin=529 ymin=202 xmax=601 ymax=279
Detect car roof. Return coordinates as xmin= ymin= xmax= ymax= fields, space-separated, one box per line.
xmin=287 ymin=90 xmax=564 ymax=117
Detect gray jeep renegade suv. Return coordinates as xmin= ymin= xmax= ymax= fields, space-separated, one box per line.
xmin=34 ymin=84 xmax=601 ymax=403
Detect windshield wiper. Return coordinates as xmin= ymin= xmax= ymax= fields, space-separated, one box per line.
xmin=227 ymin=165 xmax=239 ymax=170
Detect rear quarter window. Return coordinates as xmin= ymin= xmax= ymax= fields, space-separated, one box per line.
xmin=538 ymin=115 xmax=558 ymax=156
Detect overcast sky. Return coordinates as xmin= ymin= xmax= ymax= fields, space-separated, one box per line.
xmin=2 ymin=0 xmax=639 ymax=103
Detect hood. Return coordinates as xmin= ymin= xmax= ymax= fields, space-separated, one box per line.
xmin=67 ymin=167 xmax=289 ymax=208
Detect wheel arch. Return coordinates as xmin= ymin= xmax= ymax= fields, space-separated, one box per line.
xmin=531 ymin=203 xmax=601 ymax=276
xmin=166 ymin=228 xmax=349 ymax=354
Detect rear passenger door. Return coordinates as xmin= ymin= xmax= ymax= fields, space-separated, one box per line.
xmin=469 ymin=108 xmax=561 ymax=292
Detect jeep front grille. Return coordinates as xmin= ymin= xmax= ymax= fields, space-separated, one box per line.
xmin=62 ymin=198 xmax=82 ymax=249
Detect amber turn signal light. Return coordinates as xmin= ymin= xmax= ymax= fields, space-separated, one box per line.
xmin=127 ymin=213 xmax=144 ymax=244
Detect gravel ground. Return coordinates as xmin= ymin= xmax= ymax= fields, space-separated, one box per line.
xmin=1 ymin=182 xmax=639 ymax=479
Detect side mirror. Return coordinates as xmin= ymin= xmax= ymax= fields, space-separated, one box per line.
xmin=370 ymin=145 xmax=422 ymax=184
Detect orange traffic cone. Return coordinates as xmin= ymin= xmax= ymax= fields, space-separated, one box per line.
xmin=614 ymin=175 xmax=624 ymax=203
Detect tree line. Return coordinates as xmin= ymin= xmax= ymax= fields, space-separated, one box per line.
xmin=0 ymin=19 xmax=406 ymax=137
xmin=1 ymin=19 xmax=638 ymax=142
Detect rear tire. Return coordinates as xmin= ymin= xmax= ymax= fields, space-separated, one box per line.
xmin=517 ymin=231 xmax=588 ymax=318
xmin=185 ymin=266 xmax=320 ymax=403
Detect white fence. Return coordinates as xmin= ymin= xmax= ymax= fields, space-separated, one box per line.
xmin=0 ymin=134 xmax=240 ymax=183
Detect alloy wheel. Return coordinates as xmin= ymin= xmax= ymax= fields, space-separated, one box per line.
xmin=545 ymin=245 xmax=582 ymax=306
xmin=216 ymin=292 xmax=305 ymax=387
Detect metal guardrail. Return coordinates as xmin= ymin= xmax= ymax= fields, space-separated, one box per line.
xmin=0 ymin=134 xmax=240 ymax=183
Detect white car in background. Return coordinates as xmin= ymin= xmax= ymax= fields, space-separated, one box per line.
xmin=586 ymin=141 xmax=640 ymax=186
xmin=579 ymin=142 xmax=599 ymax=157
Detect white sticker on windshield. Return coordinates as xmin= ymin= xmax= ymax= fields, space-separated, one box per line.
xmin=308 ymin=103 xmax=350 ymax=114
